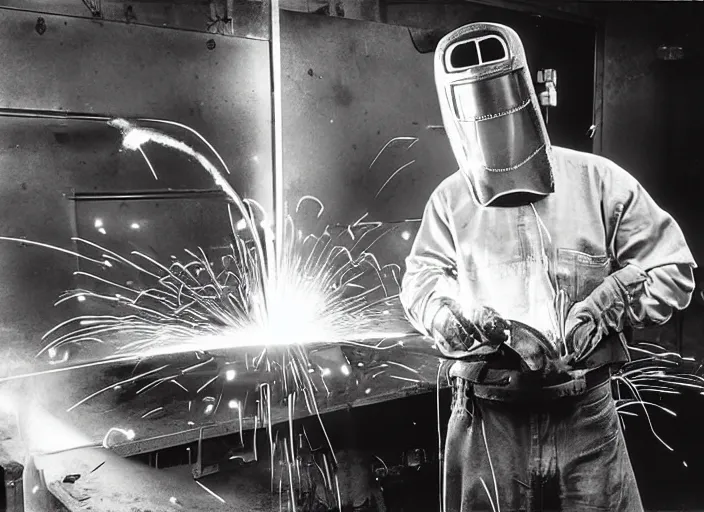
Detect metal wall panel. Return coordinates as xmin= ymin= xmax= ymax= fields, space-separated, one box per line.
xmin=0 ymin=0 xmax=270 ymax=39
xmin=0 ymin=9 xmax=273 ymax=200
xmin=281 ymin=10 xmax=457 ymax=233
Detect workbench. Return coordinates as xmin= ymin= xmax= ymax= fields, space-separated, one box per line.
xmin=22 ymin=326 xmax=447 ymax=511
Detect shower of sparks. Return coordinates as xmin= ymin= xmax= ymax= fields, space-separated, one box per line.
xmin=26 ymin=220 xmax=410 ymax=365
xmin=611 ymin=342 xmax=704 ymax=453
xmin=0 ymin=120 xmax=422 ymax=511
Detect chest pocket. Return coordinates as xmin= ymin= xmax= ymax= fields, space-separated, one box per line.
xmin=556 ymin=248 xmax=613 ymax=304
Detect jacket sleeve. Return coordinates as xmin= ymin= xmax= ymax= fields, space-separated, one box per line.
xmin=603 ymin=160 xmax=697 ymax=327
xmin=400 ymin=190 xmax=460 ymax=337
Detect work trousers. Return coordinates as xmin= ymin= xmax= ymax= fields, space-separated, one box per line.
xmin=443 ymin=378 xmax=644 ymax=512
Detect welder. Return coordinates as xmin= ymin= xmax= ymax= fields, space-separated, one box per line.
xmin=400 ymin=23 xmax=696 ymax=511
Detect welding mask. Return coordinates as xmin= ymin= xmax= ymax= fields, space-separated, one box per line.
xmin=434 ymin=23 xmax=555 ymax=207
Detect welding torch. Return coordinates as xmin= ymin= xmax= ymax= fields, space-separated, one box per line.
xmin=433 ymin=302 xmax=561 ymax=366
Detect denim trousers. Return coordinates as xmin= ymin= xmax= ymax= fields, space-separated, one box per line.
xmin=443 ymin=378 xmax=644 ymax=512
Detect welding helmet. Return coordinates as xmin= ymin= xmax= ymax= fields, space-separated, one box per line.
xmin=434 ymin=23 xmax=555 ymax=207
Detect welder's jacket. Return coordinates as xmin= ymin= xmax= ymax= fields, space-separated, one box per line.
xmin=401 ymin=146 xmax=696 ymax=376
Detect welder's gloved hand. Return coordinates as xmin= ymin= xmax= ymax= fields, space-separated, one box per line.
xmin=564 ymin=264 xmax=648 ymax=363
xmin=430 ymin=299 xmax=509 ymax=359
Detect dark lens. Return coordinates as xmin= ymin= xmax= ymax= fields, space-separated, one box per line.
xmin=479 ymin=37 xmax=506 ymax=63
xmin=449 ymin=41 xmax=480 ymax=69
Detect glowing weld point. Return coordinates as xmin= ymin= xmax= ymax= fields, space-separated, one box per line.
xmin=365 ymin=388 xmax=372 ymax=395
xmin=169 ymin=497 xmax=180 ymax=506
xmin=32 ymin=485 xmax=39 ymax=494
xmin=340 ymin=365 xmax=350 ymax=376
xmin=357 ymin=363 xmax=364 ymax=367
xmin=104 ymin=260 xmax=113 ymax=268
xmin=187 ymin=421 xmax=195 ymax=426
xmin=321 ymin=368 xmax=331 ymax=377
xmin=235 ymin=219 xmax=247 ymax=231
xmin=130 ymin=222 xmax=140 ymax=230
xmin=77 ymin=295 xmax=86 ymax=302
xmin=204 ymin=404 xmax=215 ymax=415
xmin=308 ymin=368 xmax=315 ymax=373
xmin=94 ymin=219 xmax=103 ymax=229
xmin=228 ymin=400 xmax=239 ymax=409
xmin=401 ymin=230 xmax=411 ymax=241
xmin=98 ymin=228 xmax=107 ymax=235
xmin=225 ymin=369 xmax=236 ymax=381
xmin=48 ymin=347 xmax=57 ymax=358
xmin=102 ymin=427 xmax=135 ymax=449
xmin=382 ymin=310 xmax=390 ymax=315
xmin=684 ymin=461 xmax=688 ymax=468
xmin=121 ymin=127 xmax=151 ymax=150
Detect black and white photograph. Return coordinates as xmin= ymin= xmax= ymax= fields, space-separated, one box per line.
xmin=0 ymin=0 xmax=702 ymax=510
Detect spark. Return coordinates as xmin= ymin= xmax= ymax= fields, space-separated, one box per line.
xmin=375 ymin=160 xmax=416 ymax=198
xmin=388 ymin=375 xmax=421 ymax=383
xmin=195 ymin=480 xmax=226 ymax=504
xmin=141 ymin=407 xmax=164 ymax=419
xmin=296 ymin=196 xmax=324 ymax=218
xmin=137 ymin=147 xmax=158 ymax=181
xmin=368 ymin=136 xmax=418 ymax=170
xmin=385 ymin=360 xmax=421 ymax=375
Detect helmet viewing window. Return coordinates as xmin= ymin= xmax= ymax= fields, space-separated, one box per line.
xmin=445 ymin=35 xmax=509 ymax=72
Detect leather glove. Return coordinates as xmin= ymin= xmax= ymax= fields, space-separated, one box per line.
xmin=564 ymin=264 xmax=647 ymax=363
xmin=430 ymin=299 xmax=509 ymax=359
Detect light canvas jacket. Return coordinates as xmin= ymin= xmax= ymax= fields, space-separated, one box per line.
xmin=401 ymin=146 xmax=696 ymax=372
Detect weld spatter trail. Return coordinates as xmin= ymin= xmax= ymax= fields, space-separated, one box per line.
xmin=0 ymin=119 xmax=421 ymax=510
xmin=38 ymin=220 xmax=409 ymax=364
